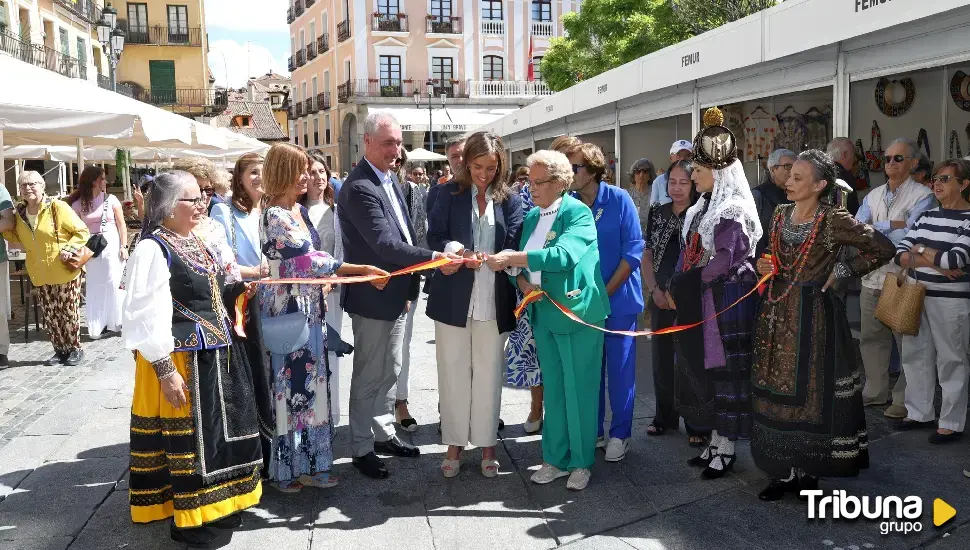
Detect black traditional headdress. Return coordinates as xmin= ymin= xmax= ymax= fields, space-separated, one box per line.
xmin=691 ymin=107 xmax=738 ymax=170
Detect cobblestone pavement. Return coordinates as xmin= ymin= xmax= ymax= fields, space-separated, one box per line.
xmin=1 ymin=294 xmax=969 ymax=550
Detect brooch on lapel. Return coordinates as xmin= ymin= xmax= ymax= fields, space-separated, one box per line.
xmin=544 ymin=231 xmax=557 ymax=246
xmin=595 ymin=208 xmax=604 ymax=222
xmin=565 ymin=289 xmax=581 ymax=299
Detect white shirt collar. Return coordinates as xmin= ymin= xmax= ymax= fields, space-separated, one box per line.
xmin=540 ymin=197 xmax=563 ymax=214
xmin=364 ymin=157 xmax=390 ymax=183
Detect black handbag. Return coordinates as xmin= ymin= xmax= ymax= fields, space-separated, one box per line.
xmin=85 ymin=193 xmax=110 ymax=258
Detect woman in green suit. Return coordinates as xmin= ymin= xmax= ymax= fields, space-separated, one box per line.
xmin=487 ymin=149 xmax=610 ymax=491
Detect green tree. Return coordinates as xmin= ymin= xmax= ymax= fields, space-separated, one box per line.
xmin=541 ymin=0 xmax=775 ymax=92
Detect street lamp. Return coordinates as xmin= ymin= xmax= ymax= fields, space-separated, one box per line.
xmin=413 ymin=82 xmax=447 ymax=153
xmin=97 ymin=3 xmax=126 ymax=92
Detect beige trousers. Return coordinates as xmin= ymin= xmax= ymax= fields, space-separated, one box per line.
xmin=859 ymin=286 xmax=906 ymax=405
xmin=435 ymin=318 xmax=507 ymax=448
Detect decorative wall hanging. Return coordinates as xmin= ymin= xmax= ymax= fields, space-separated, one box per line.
xmin=803 ymin=106 xmax=832 ymax=151
xmin=853 ymin=139 xmax=871 ymax=191
xmin=950 ymin=130 xmax=963 ymax=159
xmin=774 ymin=105 xmax=808 ymax=152
xmin=950 ymin=71 xmax=970 ymax=112
xmin=875 ymin=77 xmax=915 ymax=117
xmin=865 ymin=121 xmax=884 ymax=173
xmin=744 ymin=106 xmax=778 ymax=161
xmin=916 ymin=128 xmax=930 ymax=159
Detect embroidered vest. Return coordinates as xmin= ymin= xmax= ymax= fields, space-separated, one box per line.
xmin=150 ymin=234 xmax=232 ymax=351
xmin=861 ymin=178 xmax=933 ymax=289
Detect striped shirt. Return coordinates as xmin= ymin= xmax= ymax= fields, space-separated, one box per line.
xmin=895 ymin=208 xmax=970 ymax=298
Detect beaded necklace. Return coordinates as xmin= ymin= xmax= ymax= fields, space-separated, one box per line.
xmin=764 ymin=205 xmax=825 ymax=304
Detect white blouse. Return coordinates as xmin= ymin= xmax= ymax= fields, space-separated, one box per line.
xmin=121 ymin=238 xmax=174 ymax=364
xmin=306 ymin=199 xmax=338 ymax=257
xmin=523 ymin=198 xmax=561 ymax=285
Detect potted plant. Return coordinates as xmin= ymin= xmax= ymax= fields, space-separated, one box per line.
xmin=368 ymin=78 xmax=379 ymax=83
xmin=397 ymin=12 xmax=407 ymax=18
xmin=372 ymin=11 xmax=381 ymax=17
xmin=426 ymin=15 xmax=436 ymax=20
xmin=403 ymin=78 xmax=414 ymax=84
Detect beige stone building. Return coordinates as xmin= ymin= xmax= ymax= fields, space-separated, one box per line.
xmin=287 ymin=0 xmax=574 ymax=173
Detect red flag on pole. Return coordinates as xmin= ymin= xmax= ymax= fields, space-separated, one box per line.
xmin=527 ymin=37 xmax=535 ymax=82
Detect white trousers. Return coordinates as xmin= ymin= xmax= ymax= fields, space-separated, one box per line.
xmin=325 ymin=291 xmax=343 ymax=419
xmin=435 ymin=318 xmax=507 ymax=448
xmin=396 ymin=292 xmax=421 ymax=401
xmin=901 ymin=296 xmax=970 ymax=432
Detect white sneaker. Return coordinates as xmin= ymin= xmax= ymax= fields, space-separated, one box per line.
xmin=524 ymin=416 xmax=543 ymax=433
xmin=604 ymin=438 xmax=629 ymax=462
xmin=530 ymin=463 xmax=569 ymax=484
xmin=566 ymin=468 xmax=592 ymax=491
xmin=595 ymin=436 xmax=607 ymax=449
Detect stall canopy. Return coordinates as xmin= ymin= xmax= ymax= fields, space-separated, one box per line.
xmin=369 ymin=106 xmax=517 ymax=134
xmin=406 ymin=148 xmax=447 ymax=162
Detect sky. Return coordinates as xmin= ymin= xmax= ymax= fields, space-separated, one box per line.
xmin=205 ymin=0 xmax=290 ymax=89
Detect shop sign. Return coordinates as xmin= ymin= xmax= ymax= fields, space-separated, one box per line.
xmin=682 ymin=52 xmax=700 ymax=67
xmin=854 ymin=0 xmax=894 ymax=12
xmin=400 ymin=124 xmax=467 ymax=132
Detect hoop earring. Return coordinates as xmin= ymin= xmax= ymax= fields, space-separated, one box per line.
xmin=169 ymin=212 xmax=176 ymax=219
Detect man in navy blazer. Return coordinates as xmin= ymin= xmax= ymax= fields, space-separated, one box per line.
xmin=337 ymin=113 xmax=458 ymax=479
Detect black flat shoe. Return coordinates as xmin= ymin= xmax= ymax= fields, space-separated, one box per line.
xmin=895 ymin=419 xmax=935 ymax=431
xmin=498 ymin=418 xmax=505 ymax=431
xmin=352 ymin=452 xmax=389 ymax=479
xmin=929 ymin=431 xmax=963 ymax=444
xmin=646 ymin=423 xmax=666 ymax=436
xmin=170 ymin=522 xmax=217 ymax=548
xmin=759 ymin=477 xmax=800 ymax=501
xmin=375 ymin=438 xmax=420 ymax=458
xmin=64 ymin=349 xmax=83 ymax=366
xmin=688 ymin=446 xmax=714 ymax=468
xmin=209 ymin=513 xmax=242 ymax=529
xmin=701 ymin=453 xmax=735 ymax=479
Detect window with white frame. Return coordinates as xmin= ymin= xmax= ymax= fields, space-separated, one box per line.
xmin=431 ymin=0 xmax=452 ymax=18
xmin=313 ymin=118 xmax=319 ymax=146
xmin=533 ymin=56 xmax=543 ymax=80
xmin=432 ymin=57 xmax=453 ymax=83
xmin=481 ymin=0 xmax=502 ymax=20
xmin=482 ymin=55 xmax=503 ymax=81
xmin=379 ymin=55 xmax=401 ymax=86
xmin=378 ymin=0 xmax=399 ymax=15
xmin=325 ymin=114 xmax=332 ymax=144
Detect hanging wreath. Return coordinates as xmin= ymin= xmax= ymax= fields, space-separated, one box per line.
xmin=952 ymin=71 xmax=970 ymax=113
xmin=875 ymin=77 xmax=915 ymax=117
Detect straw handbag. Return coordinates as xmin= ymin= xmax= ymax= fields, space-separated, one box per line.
xmin=875 ymin=269 xmax=925 ymax=336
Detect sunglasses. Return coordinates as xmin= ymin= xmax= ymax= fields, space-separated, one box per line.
xmin=571 ymin=164 xmax=588 ymax=174
xmin=516 ymin=176 xmax=529 ymax=182
xmin=932 ymin=175 xmax=963 ymax=183
xmin=200 ymin=187 xmax=215 ymax=195
xmin=177 ymin=197 xmax=206 ymax=207
xmin=884 ymin=154 xmax=909 ymax=164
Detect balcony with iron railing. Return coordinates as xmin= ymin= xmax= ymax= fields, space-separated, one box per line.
xmin=294 ymin=0 xmax=304 ymax=17
xmin=120 ymin=21 xmax=204 ymax=47
xmin=481 ymin=19 xmax=505 ymax=35
xmin=0 ymin=30 xmax=85 ymax=80
xmin=287 ymin=7 xmax=294 ymax=24
xmin=296 ymin=49 xmax=306 ymax=67
xmin=293 ymin=101 xmax=304 ymax=118
xmin=136 ymin=88 xmax=228 ymax=110
xmin=372 ymin=13 xmax=408 ymax=33
xmin=288 ymin=55 xmax=296 ymax=72
xmin=337 ymin=20 xmax=351 ymax=42
xmin=54 ymin=0 xmax=102 ymax=24
xmin=531 ymin=20 xmax=554 ymax=37
xmin=317 ymin=33 xmax=329 ymax=54
xmin=305 ymin=96 xmax=318 ymax=114
xmin=317 ymin=91 xmax=331 ymax=111
xmin=97 ymin=73 xmax=135 ymax=97
xmin=306 ymin=40 xmax=317 ymax=60
xmin=468 ymin=80 xmax=553 ymax=98
xmin=339 ymin=79 xmax=469 ymax=100
xmin=426 ymin=15 xmax=461 ymax=34
xmin=305 ymin=0 xmax=316 ymax=7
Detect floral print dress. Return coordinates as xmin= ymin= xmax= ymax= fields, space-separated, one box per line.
xmin=505 ymin=184 xmax=542 ymax=387
xmin=259 ymin=205 xmax=340 ymax=483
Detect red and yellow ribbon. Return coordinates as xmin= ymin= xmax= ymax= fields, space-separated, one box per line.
xmin=514 ymin=271 xmax=774 ymax=338
xmin=232 ymin=256 xmax=459 ymax=338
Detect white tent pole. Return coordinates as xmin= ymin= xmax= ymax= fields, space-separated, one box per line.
xmin=67 ymin=162 xmax=74 ymax=192
xmin=76 ymin=138 xmax=85 ymax=171
xmin=0 ymin=130 xmax=5 ymax=190
xmin=57 ymin=163 xmax=66 ymax=196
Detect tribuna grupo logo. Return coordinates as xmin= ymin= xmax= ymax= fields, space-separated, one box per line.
xmin=802 ymin=490 xmax=925 ymax=535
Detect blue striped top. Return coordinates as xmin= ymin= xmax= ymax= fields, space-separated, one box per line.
xmin=895 ymin=208 xmax=970 ymax=298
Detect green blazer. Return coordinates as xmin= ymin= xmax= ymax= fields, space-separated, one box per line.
xmin=515 ymin=194 xmax=610 ymax=335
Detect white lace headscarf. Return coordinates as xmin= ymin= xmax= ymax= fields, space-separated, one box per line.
xmin=682 ymin=159 xmax=762 ymax=257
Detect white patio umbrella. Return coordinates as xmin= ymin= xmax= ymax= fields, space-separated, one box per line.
xmin=406 ymin=147 xmax=447 ymax=162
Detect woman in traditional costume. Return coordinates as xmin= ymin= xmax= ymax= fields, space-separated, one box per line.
xmin=122 ymin=171 xmax=263 ymax=547
xmin=666 ymin=107 xmax=762 ymax=479
xmin=751 ymin=151 xmax=895 ymax=500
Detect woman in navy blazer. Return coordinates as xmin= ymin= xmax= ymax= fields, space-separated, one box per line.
xmin=426 ymin=132 xmax=523 ymax=479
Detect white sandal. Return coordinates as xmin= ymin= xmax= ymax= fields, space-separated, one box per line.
xmin=481 ymin=459 xmax=499 ymax=478
xmin=441 ymin=458 xmax=460 ymax=478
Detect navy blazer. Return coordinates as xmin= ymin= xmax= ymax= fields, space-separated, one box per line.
xmin=425 ymin=182 xmax=523 ymax=333
xmin=426 ymin=181 xmax=448 ymax=215
xmin=337 ymin=158 xmax=434 ymax=321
